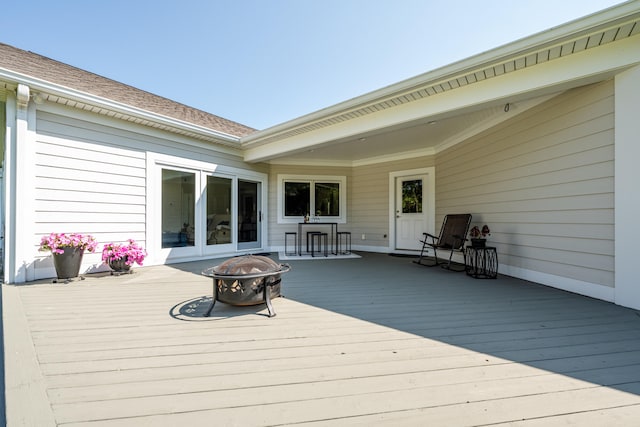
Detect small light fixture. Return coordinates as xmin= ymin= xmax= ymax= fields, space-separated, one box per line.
xmin=358 ymin=137 xmax=366 ymax=142
xmin=32 ymin=93 xmax=45 ymax=105
xmin=427 ymin=120 xmax=438 ymax=125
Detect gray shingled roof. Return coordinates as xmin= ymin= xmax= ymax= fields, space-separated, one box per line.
xmin=0 ymin=43 xmax=256 ymax=138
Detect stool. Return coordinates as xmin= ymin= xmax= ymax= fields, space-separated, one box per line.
xmin=311 ymin=232 xmax=328 ymax=257
xmin=284 ymin=232 xmax=297 ymax=256
xmin=337 ymin=231 xmax=351 ymax=254
xmin=306 ymin=231 xmax=321 ymax=253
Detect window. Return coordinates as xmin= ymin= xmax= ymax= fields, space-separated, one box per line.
xmin=278 ymin=174 xmax=346 ymax=223
xmin=402 ymin=179 xmax=422 ymax=213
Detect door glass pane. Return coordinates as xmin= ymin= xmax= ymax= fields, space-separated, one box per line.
xmin=162 ymin=169 xmax=195 ymax=248
xmin=284 ymin=182 xmax=310 ymax=216
xmin=206 ymin=176 xmax=232 ymax=245
xmin=402 ymin=179 xmax=422 ymax=213
xmin=315 ymin=182 xmax=339 ymax=216
xmin=238 ymin=180 xmax=258 ymax=243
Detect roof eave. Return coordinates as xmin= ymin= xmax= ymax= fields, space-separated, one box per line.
xmin=241 ymin=0 xmax=640 ymax=148
xmin=0 ymin=68 xmax=242 ymax=147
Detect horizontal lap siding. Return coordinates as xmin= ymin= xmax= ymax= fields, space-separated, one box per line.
xmin=269 ymin=158 xmax=435 ymax=249
xmin=268 ymin=165 xmax=351 ymax=246
xmin=352 ymin=158 xmax=435 ymax=248
xmin=435 ymin=81 xmax=614 ymax=286
xmin=33 ymin=109 xmax=258 ymax=276
xmin=34 ymin=115 xmax=148 ymax=271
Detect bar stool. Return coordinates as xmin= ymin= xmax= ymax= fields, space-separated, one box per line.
xmin=284 ymin=232 xmax=297 ymax=256
xmin=337 ymin=231 xmax=352 ymax=254
xmin=311 ymin=232 xmax=328 ymax=257
xmin=306 ymin=231 xmax=321 ymax=253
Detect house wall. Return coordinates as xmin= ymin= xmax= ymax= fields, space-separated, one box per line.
xmin=268 ymin=157 xmax=437 ymax=252
xmin=435 ymin=81 xmax=615 ymax=298
xmin=267 ymin=164 xmax=351 ymax=248
xmin=27 ymin=104 xmax=265 ymax=281
xmin=351 ymin=157 xmax=435 ymax=251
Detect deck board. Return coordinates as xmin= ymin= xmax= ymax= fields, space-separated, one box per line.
xmin=4 ymin=252 xmax=640 ymax=426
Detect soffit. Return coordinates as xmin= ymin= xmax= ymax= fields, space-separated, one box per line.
xmin=242 ymin=5 xmax=640 ymax=165
xmin=33 ymin=91 xmax=242 ymax=147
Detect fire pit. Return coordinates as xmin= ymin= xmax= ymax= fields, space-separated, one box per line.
xmin=201 ymin=255 xmax=291 ymax=317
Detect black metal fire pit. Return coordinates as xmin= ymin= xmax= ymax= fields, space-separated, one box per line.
xmin=201 ymin=255 xmax=291 ymax=317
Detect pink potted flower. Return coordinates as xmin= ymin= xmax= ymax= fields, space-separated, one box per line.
xmin=469 ymin=225 xmax=491 ymax=248
xmin=101 ymin=239 xmax=147 ymax=273
xmin=38 ymin=233 xmax=97 ymax=280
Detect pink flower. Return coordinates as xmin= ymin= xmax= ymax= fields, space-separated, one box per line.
xmin=39 ymin=233 xmax=97 ymax=254
xmin=101 ymin=239 xmax=147 ymax=266
xmin=469 ymin=225 xmax=491 ymax=239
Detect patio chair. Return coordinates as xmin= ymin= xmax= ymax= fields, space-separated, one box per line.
xmin=414 ymin=213 xmax=472 ymax=271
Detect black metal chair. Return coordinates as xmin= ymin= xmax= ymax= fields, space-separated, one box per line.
xmin=414 ymin=214 xmax=472 ymax=271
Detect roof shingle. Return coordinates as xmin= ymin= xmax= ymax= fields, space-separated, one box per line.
xmin=0 ymin=42 xmax=256 ymax=138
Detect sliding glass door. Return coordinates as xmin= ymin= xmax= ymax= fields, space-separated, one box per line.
xmin=205 ymin=176 xmax=233 ymax=246
xmin=237 ymin=180 xmax=261 ymax=250
xmin=161 ymin=169 xmax=196 ymax=248
xmin=158 ymin=163 xmax=264 ymax=258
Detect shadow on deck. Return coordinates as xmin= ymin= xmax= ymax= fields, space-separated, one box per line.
xmin=171 ymin=251 xmax=640 ymax=398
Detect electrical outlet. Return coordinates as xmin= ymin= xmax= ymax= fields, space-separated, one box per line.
xmin=361 ymin=234 xmax=366 ymax=240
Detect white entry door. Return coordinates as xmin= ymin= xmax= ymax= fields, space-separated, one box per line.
xmin=394 ymin=174 xmax=427 ymax=250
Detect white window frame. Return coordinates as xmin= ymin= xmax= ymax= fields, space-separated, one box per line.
xmin=147 ymin=152 xmax=268 ymax=263
xmin=277 ymin=174 xmax=347 ymax=224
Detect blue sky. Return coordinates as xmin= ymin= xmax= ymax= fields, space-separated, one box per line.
xmin=2 ymin=0 xmax=625 ymax=129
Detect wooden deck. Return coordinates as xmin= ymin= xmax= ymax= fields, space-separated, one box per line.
xmin=4 ymin=252 xmax=640 ymax=426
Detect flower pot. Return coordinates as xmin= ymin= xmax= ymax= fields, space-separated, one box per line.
xmin=108 ymin=257 xmax=131 ymax=273
xmin=52 ymin=247 xmax=84 ymax=279
xmin=471 ymin=238 xmax=486 ymax=248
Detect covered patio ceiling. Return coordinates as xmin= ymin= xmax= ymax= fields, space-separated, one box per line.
xmin=256 ymin=93 xmax=558 ymax=166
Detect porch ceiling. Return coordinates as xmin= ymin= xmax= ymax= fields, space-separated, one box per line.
xmin=261 ymin=94 xmax=557 ymax=167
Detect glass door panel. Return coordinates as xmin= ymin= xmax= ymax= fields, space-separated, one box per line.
xmin=238 ymin=180 xmax=261 ymax=250
xmin=161 ymin=169 xmax=195 ymax=248
xmin=206 ymin=176 xmax=233 ymax=246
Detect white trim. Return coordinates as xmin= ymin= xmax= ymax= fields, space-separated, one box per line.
xmin=243 ymin=26 xmax=640 ymax=164
xmin=242 ymin=2 xmax=640 ymax=146
xmin=146 ymin=152 xmax=268 ymax=265
xmin=3 ymin=90 xmax=16 ymax=283
xmin=499 ymin=264 xmax=615 ymax=303
xmin=0 ymin=69 xmax=241 ymax=145
xmin=388 ymin=167 xmax=435 ymax=253
xmin=276 ymin=174 xmax=347 ymax=224
xmin=614 ymin=64 xmax=640 ymax=310
xmin=13 ymin=85 xmax=37 ymax=282
xmin=35 ymin=101 xmax=243 ymax=158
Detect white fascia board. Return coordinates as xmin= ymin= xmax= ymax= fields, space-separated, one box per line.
xmin=0 ymin=68 xmax=241 ymax=145
xmin=242 ymin=1 xmax=640 ymax=147
xmin=244 ymin=34 xmax=640 ymax=163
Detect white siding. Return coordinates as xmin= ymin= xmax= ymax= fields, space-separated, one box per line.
xmin=267 ymin=165 xmax=351 ymax=247
xmin=269 ymin=159 xmax=436 ymax=251
xmin=436 ymin=81 xmax=614 ymax=287
xmin=352 ymin=157 xmax=435 ymax=250
xmin=31 ymin=107 xmax=265 ymax=279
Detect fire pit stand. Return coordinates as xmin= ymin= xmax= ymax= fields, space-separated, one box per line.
xmin=201 ymin=255 xmax=291 ymax=317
